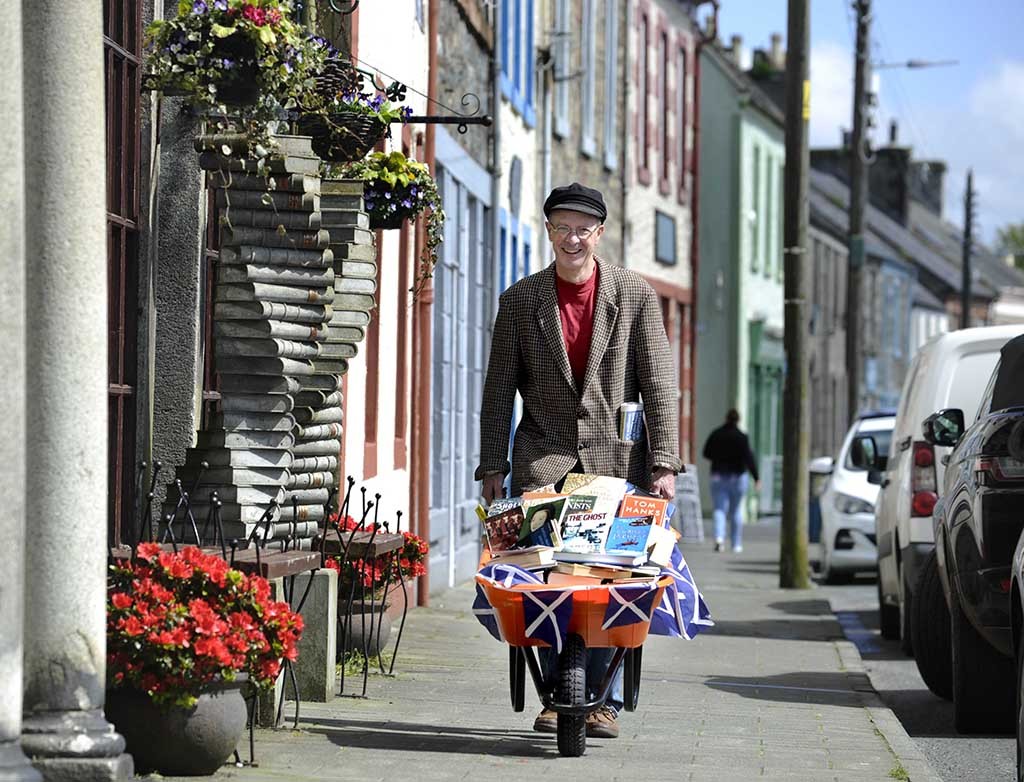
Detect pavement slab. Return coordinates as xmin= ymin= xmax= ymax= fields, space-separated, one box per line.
xmin=153 ymin=522 xmax=941 ymax=781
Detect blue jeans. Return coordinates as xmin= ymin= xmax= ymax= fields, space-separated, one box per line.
xmin=539 ymin=646 xmax=623 ymax=714
xmin=711 ymin=472 xmax=749 ymax=549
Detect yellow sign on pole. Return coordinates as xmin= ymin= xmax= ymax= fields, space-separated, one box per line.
xmin=802 ymin=80 xmax=811 ymax=121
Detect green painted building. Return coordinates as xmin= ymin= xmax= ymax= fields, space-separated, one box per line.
xmin=695 ymin=42 xmax=786 ymax=516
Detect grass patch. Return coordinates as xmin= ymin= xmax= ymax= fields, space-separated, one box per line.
xmin=887 ymin=764 xmax=909 ymax=780
xmin=337 ymin=649 xmax=395 ymax=677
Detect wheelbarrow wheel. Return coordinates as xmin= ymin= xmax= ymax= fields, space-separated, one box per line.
xmin=623 ymin=646 xmax=642 ymax=712
xmin=509 ymin=647 xmax=525 ymax=712
xmin=556 ymin=634 xmax=586 ymax=757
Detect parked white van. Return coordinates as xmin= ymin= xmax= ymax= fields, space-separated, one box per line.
xmin=874 ymin=326 xmax=1023 ymax=651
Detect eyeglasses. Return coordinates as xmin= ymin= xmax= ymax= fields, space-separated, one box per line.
xmin=549 ymin=224 xmax=600 ymax=240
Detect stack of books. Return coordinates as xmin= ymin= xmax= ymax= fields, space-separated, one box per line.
xmin=163 ymin=135 xmax=349 ymax=548
xmin=477 ymin=473 xmax=680 ymax=578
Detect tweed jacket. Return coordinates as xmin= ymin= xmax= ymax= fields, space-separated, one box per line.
xmin=475 ymin=258 xmax=682 ymax=495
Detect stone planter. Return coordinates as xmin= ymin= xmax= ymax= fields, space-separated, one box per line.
xmin=105 ymin=677 xmax=249 ymax=776
xmin=339 ymin=601 xmax=392 ymax=658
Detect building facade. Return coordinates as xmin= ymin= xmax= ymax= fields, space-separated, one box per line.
xmin=695 ymin=40 xmax=785 ymax=514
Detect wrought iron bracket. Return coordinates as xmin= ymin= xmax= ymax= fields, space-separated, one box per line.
xmin=395 ymin=114 xmax=493 ymax=134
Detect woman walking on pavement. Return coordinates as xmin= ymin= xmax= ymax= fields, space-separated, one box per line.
xmin=702 ymin=409 xmax=760 ymax=553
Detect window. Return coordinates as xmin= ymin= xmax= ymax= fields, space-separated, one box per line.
xmin=659 ymin=30 xmax=670 ymax=191
xmin=636 ymin=10 xmax=650 ymax=182
xmin=750 ymin=144 xmax=760 ymax=272
xmin=553 ymin=0 xmax=569 ymax=138
xmin=499 ymin=209 xmax=533 ymax=291
xmin=676 ymin=43 xmax=687 ymax=200
xmin=602 ymin=0 xmax=618 ymax=171
xmin=777 ymin=161 xmax=784 ymax=281
xmin=502 ymin=0 xmax=536 ymax=127
xmin=105 ymin=0 xmax=142 ymax=546
xmin=580 ymin=0 xmax=596 ymax=156
xmin=655 ymin=210 xmax=676 ymax=265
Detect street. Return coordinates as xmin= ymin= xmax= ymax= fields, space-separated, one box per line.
xmin=816 ymin=556 xmax=1016 ymax=781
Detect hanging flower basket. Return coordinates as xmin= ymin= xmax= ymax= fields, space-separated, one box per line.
xmin=298 ymin=111 xmax=389 ymax=163
xmin=329 ymin=151 xmax=445 ymax=295
xmin=142 ymin=1 xmax=329 ymax=150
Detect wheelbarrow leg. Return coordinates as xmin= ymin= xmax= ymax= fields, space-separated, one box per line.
xmin=509 ymin=647 xmax=526 ymax=712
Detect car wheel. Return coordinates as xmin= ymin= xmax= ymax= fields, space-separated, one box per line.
xmin=951 ymin=590 xmax=1015 ymax=734
xmin=1017 ymin=632 xmax=1024 ymax=781
xmin=878 ymin=577 xmax=900 ymax=640
xmin=899 ymin=564 xmax=914 ymax=656
xmin=910 ymin=549 xmax=951 ymax=699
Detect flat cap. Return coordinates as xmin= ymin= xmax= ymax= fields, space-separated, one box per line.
xmin=543 ymin=182 xmax=607 ymax=223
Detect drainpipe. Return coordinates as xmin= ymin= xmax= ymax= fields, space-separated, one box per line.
xmin=491 ymin=5 xmax=502 ymax=309
xmin=411 ymin=0 xmax=439 ymax=607
xmin=620 ymin=0 xmax=631 ymax=266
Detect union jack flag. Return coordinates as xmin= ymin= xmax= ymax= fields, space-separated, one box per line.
xmin=649 ymin=546 xmax=713 ymax=640
xmin=601 ymin=582 xmax=659 ymax=630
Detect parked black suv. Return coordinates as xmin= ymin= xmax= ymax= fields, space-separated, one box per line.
xmin=926 ymin=333 xmax=1024 ymax=734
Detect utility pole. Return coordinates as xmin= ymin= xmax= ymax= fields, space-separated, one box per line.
xmin=780 ymin=0 xmax=811 ymax=589
xmin=961 ymin=169 xmax=975 ymax=329
xmin=846 ymin=0 xmax=871 ymax=423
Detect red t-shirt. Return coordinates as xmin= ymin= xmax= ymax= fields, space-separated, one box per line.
xmin=555 ymin=265 xmax=599 ymax=388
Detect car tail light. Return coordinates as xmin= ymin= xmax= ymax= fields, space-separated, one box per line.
xmin=911 ymin=490 xmax=938 ymax=517
xmin=973 ymin=456 xmax=1024 ymax=485
xmin=911 ymin=441 xmax=937 ymax=517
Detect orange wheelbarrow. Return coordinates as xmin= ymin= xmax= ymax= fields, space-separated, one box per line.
xmin=475 ymin=569 xmax=673 ymax=757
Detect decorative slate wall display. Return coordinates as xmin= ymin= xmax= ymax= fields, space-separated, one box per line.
xmin=162 ymin=141 xmax=375 ymax=550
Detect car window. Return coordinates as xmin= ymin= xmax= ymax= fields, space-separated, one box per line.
xmin=945 ymin=351 xmax=1001 ymax=421
xmin=974 ymin=359 xmax=1000 ymax=421
xmin=846 ymin=428 xmax=893 ymax=471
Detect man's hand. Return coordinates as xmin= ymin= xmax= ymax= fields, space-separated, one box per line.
xmin=754 ymin=479 xmax=762 ymax=493
xmin=650 ymin=467 xmax=676 ymax=500
xmin=482 ymin=473 xmax=506 ymax=505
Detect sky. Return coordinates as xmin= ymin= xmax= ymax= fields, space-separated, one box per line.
xmin=710 ymin=0 xmax=1024 ymax=245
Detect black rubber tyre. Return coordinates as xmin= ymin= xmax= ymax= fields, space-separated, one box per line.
xmin=878 ymin=577 xmax=900 ymax=641
xmin=556 ymin=634 xmax=587 ymax=757
xmin=951 ymin=591 xmax=1015 ymax=734
xmin=1016 ymin=631 xmax=1024 ymax=781
xmin=623 ymin=647 xmax=642 ymax=712
xmin=899 ymin=563 xmax=914 ymax=656
xmin=509 ymin=647 xmax=525 ymax=713
xmin=909 ymin=549 xmax=952 ymax=699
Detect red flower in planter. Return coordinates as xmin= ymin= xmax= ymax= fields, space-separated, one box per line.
xmin=107 ymin=546 xmax=303 ymax=708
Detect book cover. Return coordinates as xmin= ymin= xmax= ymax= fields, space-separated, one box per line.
xmin=198 ymin=151 xmax=321 ymax=177
xmin=558 ymin=494 xmax=616 ymax=554
xmin=215 ymin=319 xmax=325 ymax=343
xmin=618 ymin=495 xmax=671 ymax=528
xmin=553 ymin=550 xmax=646 ymax=567
xmin=486 ymin=496 xmax=523 ymax=518
xmin=489 ymin=545 xmax=555 ymax=569
xmin=561 ymin=473 xmax=628 ymax=500
xmin=290 ymin=439 xmax=341 ymax=457
xmin=214 ymin=300 xmax=330 ymax=324
xmin=208 ymin=171 xmax=317 ymax=193
xmin=216 ymin=189 xmax=319 ymax=213
xmin=335 ymin=276 xmax=378 ymax=294
xmin=518 ymin=497 xmax=566 ymax=549
xmin=219 ymin=206 xmax=322 ymax=230
xmin=286 ymin=470 xmax=335 ymax=489
xmin=216 ymin=282 xmax=334 ymax=305
xmin=604 ymin=515 xmax=656 ymax=555
xmin=482 ymin=507 xmax=526 ymax=554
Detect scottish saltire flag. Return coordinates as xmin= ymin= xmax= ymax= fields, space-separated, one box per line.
xmin=478 ymin=562 xmax=544 ymax=587
xmin=522 ymin=589 xmax=574 ymax=653
xmin=602 ymin=582 xmax=658 ymax=630
xmin=473 ymin=563 xmax=545 ymax=640
xmin=472 ymin=583 xmax=503 ymax=641
xmin=649 ymin=546 xmax=713 ymax=639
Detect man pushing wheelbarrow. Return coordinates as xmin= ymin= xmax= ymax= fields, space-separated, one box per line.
xmin=474 ymin=184 xmax=711 ymax=755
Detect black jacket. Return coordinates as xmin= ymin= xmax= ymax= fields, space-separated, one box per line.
xmin=702 ymin=423 xmax=759 ymax=481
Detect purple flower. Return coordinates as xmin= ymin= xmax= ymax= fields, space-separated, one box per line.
xmin=401 ymin=198 xmax=413 ymax=209
xmin=221 ymin=58 xmax=234 ymax=69
xmin=192 ymin=0 xmax=207 ymax=14
xmin=383 ymin=191 xmax=391 ymax=200
xmin=213 ymin=0 xmax=227 ymax=9
xmin=369 ymin=94 xmax=385 ymax=112
xmin=409 ymin=185 xmax=418 ymax=196
xmin=284 ymin=62 xmax=293 ymax=73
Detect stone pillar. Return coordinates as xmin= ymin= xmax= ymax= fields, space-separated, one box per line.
xmin=20 ymin=1 xmax=132 ymax=779
xmin=0 ymin=3 xmax=41 ymax=780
